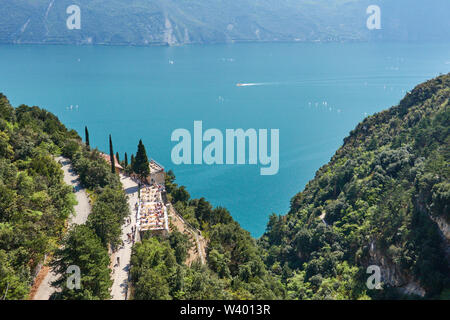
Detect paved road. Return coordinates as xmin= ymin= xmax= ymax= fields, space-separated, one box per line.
xmin=110 ymin=174 xmax=139 ymax=300
xmin=32 ymin=157 xmax=91 ymax=300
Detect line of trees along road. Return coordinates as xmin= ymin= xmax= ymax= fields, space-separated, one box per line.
xmin=0 ymin=93 xmax=133 ymax=299
xmin=52 ymin=134 xmax=130 ymax=299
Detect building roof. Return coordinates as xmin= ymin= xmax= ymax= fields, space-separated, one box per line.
xmin=100 ymin=153 xmax=124 ymax=170
xmin=149 ymin=159 xmax=164 ymax=173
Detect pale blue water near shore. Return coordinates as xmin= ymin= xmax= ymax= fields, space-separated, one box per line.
xmin=1 ymin=42 xmax=449 ymax=236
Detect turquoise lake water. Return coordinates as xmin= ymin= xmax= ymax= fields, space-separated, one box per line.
xmin=0 ymin=42 xmax=449 ymax=236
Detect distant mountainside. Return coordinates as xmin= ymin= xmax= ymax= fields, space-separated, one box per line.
xmin=260 ymin=74 xmax=450 ymax=299
xmin=0 ymin=0 xmax=449 ymax=45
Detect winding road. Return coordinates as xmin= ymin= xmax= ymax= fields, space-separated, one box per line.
xmin=31 ymin=157 xmax=91 ymax=300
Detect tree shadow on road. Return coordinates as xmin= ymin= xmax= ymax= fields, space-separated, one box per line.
xmin=124 ymin=185 xmax=138 ymax=195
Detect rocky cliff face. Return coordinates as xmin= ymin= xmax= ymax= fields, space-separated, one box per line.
xmin=368 ymin=244 xmax=426 ymax=297
xmin=365 ymin=195 xmax=450 ymax=298
xmin=430 ymin=215 xmax=450 ymax=263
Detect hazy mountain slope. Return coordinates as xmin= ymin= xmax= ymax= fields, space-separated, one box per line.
xmin=0 ymin=0 xmax=448 ymax=45
xmin=260 ymin=74 xmax=450 ymax=299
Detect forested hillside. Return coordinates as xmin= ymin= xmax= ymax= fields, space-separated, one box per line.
xmin=129 ymin=171 xmax=285 ymax=299
xmin=1 ymin=0 xmax=449 ymax=45
xmin=0 ymin=94 xmax=78 ymax=299
xmin=0 ymin=94 xmax=130 ymax=299
xmin=260 ymin=74 xmax=450 ymax=299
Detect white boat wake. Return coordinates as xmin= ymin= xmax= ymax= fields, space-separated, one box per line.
xmin=236 ymin=82 xmax=275 ymax=87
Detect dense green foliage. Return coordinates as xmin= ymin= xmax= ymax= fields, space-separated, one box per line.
xmin=50 ymin=225 xmax=112 ymax=300
xmin=52 ymin=139 xmax=130 ymax=298
xmin=132 ymin=139 xmax=150 ymax=180
xmin=87 ymin=187 xmax=129 ymax=249
xmin=260 ymin=74 xmax=450 ymax=299
xmin=130 ymin=169 xmax=285 ymax=300
xmin=71 ymin=147 xmax=121 ymax=190
xmin=84 ymin=126 xmax=90 ymax=149
xmin=109 ymin=135 xmax=115 ymax=174
xmin=0 ymin=95 xmax=78 ymax=299
xmin=0 ymin=93 xmax=129 ymax=299
xmin=131 ymin=236 xmax=228 ymax=300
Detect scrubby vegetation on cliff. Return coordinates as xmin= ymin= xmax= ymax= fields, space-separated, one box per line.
xmin=129 ymin=74 xmax=449 ymax=300
xmin=260 ymin=74 xmax=450 ymax=299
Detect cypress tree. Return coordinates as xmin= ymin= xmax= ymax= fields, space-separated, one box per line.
xmin=134 ymin=139 xmax=150 ymax=180
xmin=109 ymin=135 xmax=115 ymax=174
xmin=116 ymin=152 xmax=120 ymax=164
xmin=130 ymin=154 xmax=135 ymax=171
xmin=85 ymin=126 xmax=90 ymax=149
xmin=124 ymin=152 xmax=128 ymax=167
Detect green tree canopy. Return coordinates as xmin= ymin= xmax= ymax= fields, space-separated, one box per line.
xmin=133 ymin=139 xmax=150 ymax=179
xmin=50 ymin=225 xmax=112 ymax=300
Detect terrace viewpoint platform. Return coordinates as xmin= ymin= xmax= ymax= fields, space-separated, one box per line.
xmin=137 ymin=184 xmax=169 ymax=236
